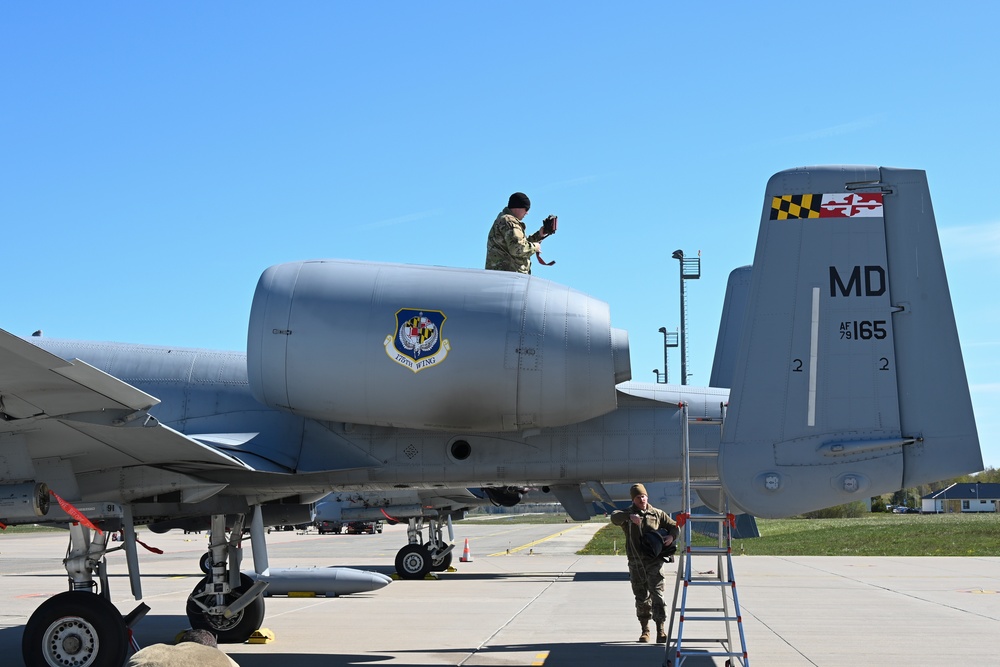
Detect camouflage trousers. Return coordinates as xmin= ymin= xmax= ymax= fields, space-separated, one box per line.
xmin=628 ymin=557 xmax=666 ymax=623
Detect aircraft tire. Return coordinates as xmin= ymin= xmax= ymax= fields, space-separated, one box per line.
xmin=430 ymin=551 xmax=453 ymax=572
xmin=395 ymin=544 xmax=432 ymax=579
xmin=22 ymin=591 xmax=128 ymax=667
xmin=186 ymin=572 xmax=265 ymax=644
xmin=199 ymin=551 xmax=213 ymax=574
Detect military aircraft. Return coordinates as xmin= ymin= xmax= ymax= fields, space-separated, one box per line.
xmin=0 ymin=166 xmax=982 ymax=667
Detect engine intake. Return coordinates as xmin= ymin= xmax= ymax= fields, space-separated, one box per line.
xmin=0 ymin=482 xmax=50 ymax=524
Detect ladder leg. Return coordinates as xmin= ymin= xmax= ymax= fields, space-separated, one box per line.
xmin=664 ymin=402 xmax=749 ymax=666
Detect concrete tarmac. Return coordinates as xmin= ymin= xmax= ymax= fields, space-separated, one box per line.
xmin=1 ymin=522 xmax=998 ymax=666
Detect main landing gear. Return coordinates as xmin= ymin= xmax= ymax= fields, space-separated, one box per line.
xmin=21 ymin=506 xmax=272 ymax=667
xmin=21 ymin=520 xmax=136 ymax=667
xmin=394 ymin=514 xmax=456 ymax=580
xmin=185 ymin=510 xmax=269 ymax=643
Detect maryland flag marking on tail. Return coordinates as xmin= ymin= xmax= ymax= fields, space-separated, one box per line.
xmin=771 ymin=193 xmax=884 ymax=220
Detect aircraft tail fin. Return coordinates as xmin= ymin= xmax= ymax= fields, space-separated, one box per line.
xmin=719 ymin=166 xmax=983 ymax=518
xmin=709 ymin=265 xmax=752 ymax=388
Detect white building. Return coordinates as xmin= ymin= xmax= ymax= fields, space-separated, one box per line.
xmin=921 ymin=483 xmax=1000 ymax=514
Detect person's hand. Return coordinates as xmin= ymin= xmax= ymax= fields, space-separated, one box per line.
xmin=630 ymin=514 xmax=641 ymax=526
xmin=542 ymin=215 xmax=558 ymax=236
xmin=662 ymin=534 xmax=674 ymax=547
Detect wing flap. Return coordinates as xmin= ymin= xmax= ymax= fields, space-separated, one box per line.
xmin=0 ymin=328 xmax=251 ymax=472
xmin=0 ymin=329 xmax=158 ymax=418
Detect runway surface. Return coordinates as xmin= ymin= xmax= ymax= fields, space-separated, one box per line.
xmin=1 ymin=521 xmax=998 ymax=666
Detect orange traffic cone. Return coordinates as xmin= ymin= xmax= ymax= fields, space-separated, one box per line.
xmin=460 ymin=538 xmax=473 ymax=562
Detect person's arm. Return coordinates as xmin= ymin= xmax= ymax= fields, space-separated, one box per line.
xmin=657 ymin=510 xmax=680 ymax=540
xmin=526 ymin=229 xmax=545 ymax=244
xmin=499 ymin=220 xmax=541 ymax=259
xmin=609 ymin=509 xmax=630 ymax=526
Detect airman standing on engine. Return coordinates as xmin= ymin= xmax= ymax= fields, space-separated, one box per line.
xmin=485 ymin=192 xmax=557 ymax=274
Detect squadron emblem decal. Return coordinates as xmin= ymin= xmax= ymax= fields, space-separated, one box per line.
xmin=384 ymin=308 xmax=450 ymax=373
xmin=770 ymin=192 xmax=884 ymax=220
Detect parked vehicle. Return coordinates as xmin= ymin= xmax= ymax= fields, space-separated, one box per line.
xmin=346 ymin=520 xmax=383 ymax=534
xmin=317 ymin=520 xmax=343 ymax=535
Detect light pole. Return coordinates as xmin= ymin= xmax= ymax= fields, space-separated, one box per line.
xmin=657 ymin=326 xmax=678 ymax=384
xmin=672 ymin=250 xmax=700 ymax=385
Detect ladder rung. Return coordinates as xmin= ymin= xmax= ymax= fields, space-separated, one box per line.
xmin=677 ymin=650 xmax=746 ymax=659
xmin=686 ymin=546 xmax=730 ymax=554
xmin=672 ymin=405 xmax=749 ymax=664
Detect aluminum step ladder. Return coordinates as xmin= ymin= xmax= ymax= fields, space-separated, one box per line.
xmin=664 ymin=402 xmax=749 ymax=667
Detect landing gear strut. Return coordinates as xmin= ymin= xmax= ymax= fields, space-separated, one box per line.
xmin=184 ymin=510 xmax=269 ymax=643
xmin=393 ymin=513 xmax=456 ymax=580
xmin=21 ymin=520 xmax=134 ymax=667
xmin=20 ymin=505 xmax=272 ymax=666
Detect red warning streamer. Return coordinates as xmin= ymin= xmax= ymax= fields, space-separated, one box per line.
xmin=135 ymin=536 xmax=164 ymax=554
xmin=49 ymin=489 xmax=103 ymax=535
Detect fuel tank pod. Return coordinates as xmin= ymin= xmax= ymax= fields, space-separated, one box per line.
xmin=247 ymin=260 xmax=630 ymax=431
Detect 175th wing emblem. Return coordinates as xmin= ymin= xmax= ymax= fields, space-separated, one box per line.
xmin=384 ymin=308 xmax=450 ymax=373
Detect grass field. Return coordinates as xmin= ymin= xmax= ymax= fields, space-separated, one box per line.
xmin=578 ymin=512 xmax=1000 ymax=556
xmin=6 ymin=512 xmax=998 ymax=556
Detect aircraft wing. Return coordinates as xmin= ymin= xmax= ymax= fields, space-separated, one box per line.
xmin=0 ymin=328 xmax=251 ymax=474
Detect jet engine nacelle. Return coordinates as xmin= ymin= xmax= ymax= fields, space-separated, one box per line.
xmin=248 ymin=260 xmax=630 ymax=431
xmin=0 ymin=482 xmax=50 ymax=524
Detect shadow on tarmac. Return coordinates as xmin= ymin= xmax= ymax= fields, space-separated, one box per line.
xmin=2 ymin=615 xmax=720 ymax=667
xmin=228 ymin=643 xmax=689 ymax=667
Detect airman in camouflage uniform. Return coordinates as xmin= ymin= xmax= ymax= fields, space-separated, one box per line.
xmin=610 ymin=483 xmax=679 ymax=644
xmin=485 ymin=192 xmax=549 ymax=274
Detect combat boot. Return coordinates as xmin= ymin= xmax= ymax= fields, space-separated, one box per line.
xmin=638 ymin=621 xmax=651 ymax=643
xmin=656 ymin=622 xmax=667 ymax=643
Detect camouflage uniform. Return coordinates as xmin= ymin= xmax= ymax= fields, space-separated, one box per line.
xmin=485 ymin=208 xmax=546 ymax=274
xmin=610 ymin=502 xmax=678 ymax=625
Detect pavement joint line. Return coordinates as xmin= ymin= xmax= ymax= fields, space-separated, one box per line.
xmin=486 ymin=525 xmax=584 ymax=557
xmin=457 ymin=558 xmax=579 ymax=666
xmin=775 ymin=555 xmax=1000 ymax=622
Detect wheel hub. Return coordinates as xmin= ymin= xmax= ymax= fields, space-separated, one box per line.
xmin=62 ymin=634 xmax=83 ymax=654
xmin=205 ymin=609 xmax=243 ymax=632
xmin=403 ymin=552 xmax=425 ymax=573
xmin=44 ymin=616 xmax=98 ymax=667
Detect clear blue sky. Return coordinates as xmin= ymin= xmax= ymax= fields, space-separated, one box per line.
xmin=4 ymin=3 xmax=998 ymax=469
